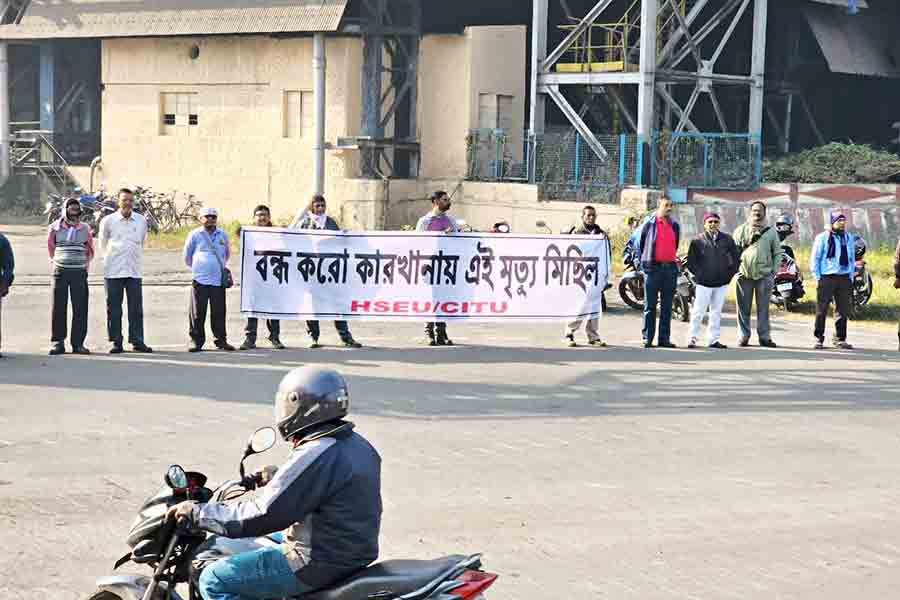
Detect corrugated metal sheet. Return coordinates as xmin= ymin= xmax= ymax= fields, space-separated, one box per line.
xmin=0 ymin=0 xmax=348 ymax=39
xmin=804 ymin=4 xmax=900 ymax=78
xmin=807 ymin=0 xmax=868 ymax=8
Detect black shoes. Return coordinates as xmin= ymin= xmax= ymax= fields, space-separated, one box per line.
xmin=643 ymin=341 xmax=654 ymax=348
xmin=109 ymin=344 xmax=125 ymax=354
xmin=565 ymin=335 xmax=577 ymax=348
xmin=658 ymin=342 xmax=677 ymax=349
xmin=239 ymin=339 xmax=257 ymax=351
xmin=188 ymin=345 xmax=203 ymax=353
xmin=132 ymin=343 xmax=153 ymax=353
xmin=342 ymin=339 xmax=363 ymax=349
xmin=49 ymin=343 xmax=65 ymax=356
xmin=71 ymin=346 xmax=91 ymax=355
xmin=216 ymin=342 xmax=236 ymax=352
xmin=270 ymin=338 xmax=286 ymax=350
xmin=759 ymin=339 xmax=777 ymax=348
xmin=708 ymin=342 xmax=728 ymax=349
xmin=309 ymin=339 xmax=321 ymax=349
xmin=738 ymin=338 xmax=750 ymax=347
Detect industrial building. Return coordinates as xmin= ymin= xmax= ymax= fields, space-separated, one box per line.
xmin=0 ymin=0 xmax=897 ymax=232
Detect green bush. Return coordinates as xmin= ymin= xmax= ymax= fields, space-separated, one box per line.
xmin=762 ymin=143 xmax=900 ymax=183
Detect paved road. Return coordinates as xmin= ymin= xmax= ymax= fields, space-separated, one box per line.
xmin=2 ymin=225 xmax=900 ymax=599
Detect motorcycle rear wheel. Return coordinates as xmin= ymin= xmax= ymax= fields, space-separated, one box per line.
xmin=672 ymin=296 xmax=691 ymax=322
xmin=618 ymin=279 xmax=644 ymax=310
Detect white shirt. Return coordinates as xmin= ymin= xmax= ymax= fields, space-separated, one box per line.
xmin=99 ymin=210 xmax=147 ymax=279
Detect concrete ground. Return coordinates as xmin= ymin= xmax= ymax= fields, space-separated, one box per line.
xmin=2 ymin=224 xmax=900 ymax=600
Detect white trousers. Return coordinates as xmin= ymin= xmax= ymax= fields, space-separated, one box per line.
xmin=688 ymin=284 xmax=727 ymax=345
xmin=565 ymin=315 xmax=600 ymax=342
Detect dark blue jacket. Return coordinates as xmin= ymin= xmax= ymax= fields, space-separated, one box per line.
xmin=634 ymin=214 xmax=681 ymax=269
xmin=194 ymin=423 xmax=382 ymax=588
xmin=0 ymin=233 xmax=13 ymax=286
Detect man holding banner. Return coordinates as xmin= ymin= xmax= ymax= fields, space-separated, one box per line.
xmin=564 ymin=205 xmax=608 ymax=348
xmin=297 ymin=195 xmax=363 ymax=349
xmin=416 ymin=190 xmax=459 ymax=346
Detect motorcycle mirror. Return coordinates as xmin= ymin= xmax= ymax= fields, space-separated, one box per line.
xmin=248 ymin=427 xmax=277 ymax=455
xmin=165 ymin=465 xmax=188 ymax=490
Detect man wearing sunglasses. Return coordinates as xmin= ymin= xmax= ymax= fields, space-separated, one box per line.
xmin=685 ymin=212 xmax=741 ymax=349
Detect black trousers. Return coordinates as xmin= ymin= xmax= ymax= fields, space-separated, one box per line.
xmin=814 ymin=274 xmax=852 ymax=342
xmin=425 ymin=322 xmax=448 ymax=340
xmin=190 ymin=281 xmax=227 ymax=347
xmin=245 ymin=318 xmax=280 ymax=341
xmin=51 ymin=268 xmax=88 ymax=347
xmin=306 ymin=320 xmax=352 ymax=342
xmin=106 ymin=277 xmax=144 ymax=346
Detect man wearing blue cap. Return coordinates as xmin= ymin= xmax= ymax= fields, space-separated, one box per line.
xmin=810 ymin=211 xmax=855 ymax=350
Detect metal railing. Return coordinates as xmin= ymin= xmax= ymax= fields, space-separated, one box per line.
xmin=651 ymin=132 xmax=762 ymax=190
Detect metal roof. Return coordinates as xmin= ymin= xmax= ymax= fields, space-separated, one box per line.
xmin=804 ymin=4 xmax=900 ymax=78
xmin=0 ymin=0 xmax=348 ymax=40
xmin=807 ymin=0 xmax=868 ymax=8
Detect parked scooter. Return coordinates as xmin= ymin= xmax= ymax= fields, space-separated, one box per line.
xmin=44 ymin=192 xmax=65 ymax=223
xmin=770 ymin=214 xmax=805 ymax=311
xmin=84 ymin=427 xmax=498 ymax=600
xmin=852 ymin=237 xmax=874 ymax=312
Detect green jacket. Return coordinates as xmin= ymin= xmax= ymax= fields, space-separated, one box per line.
xmin=732 ymin=222 xmax=782 ymax=280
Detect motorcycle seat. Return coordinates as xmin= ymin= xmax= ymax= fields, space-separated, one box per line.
xmin=301 ymin=555 xmax=466 ymax=600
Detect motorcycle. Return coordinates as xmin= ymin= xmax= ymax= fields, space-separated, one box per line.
xmin=44 ymin=193 xmax=65 ymax=223
xmin=85 ymin=427 xmax=498 ymax=600
xmin=618 ymin=254 xmax=693 ymax=322
xmin=852 ymin=252 xmax=874 ymax=313
xmin=770 ymin=246 xmax=805 ymax=311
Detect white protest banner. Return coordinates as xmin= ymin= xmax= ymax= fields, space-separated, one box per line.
xmin=239 ymin=227 xmax=609 ymax=322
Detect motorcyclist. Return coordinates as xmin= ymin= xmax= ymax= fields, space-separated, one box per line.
xmin=167 ymin=367 xmax=382 ymax=600
xmin=775 ymin=214 xmax=796 ymax=260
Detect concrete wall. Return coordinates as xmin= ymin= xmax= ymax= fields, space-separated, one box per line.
xmin=418 ymin=26 xmax=527 ymax=179
xmin=98 ymin=35 xmax=361 ymax=222
xmin=95 ymin=28 xmax=526 ymax=224
xmin=680 ymin=184 xmax=900 ymax=245
xmin=338 ymin=178 xmax=624 ymax=234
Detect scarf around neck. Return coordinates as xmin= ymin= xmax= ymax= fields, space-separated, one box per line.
xmin=826 ymin=231 xmax=850 ymax=268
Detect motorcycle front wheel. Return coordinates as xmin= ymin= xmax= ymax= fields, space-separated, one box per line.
xmin=85 ymin=592 xmax=124 ymax=600
xmin=618 ymin=278 xmax=644 ymax=310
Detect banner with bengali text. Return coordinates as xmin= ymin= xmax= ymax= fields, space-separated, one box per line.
xmin=239 ymin=227 xmax=609 ymax=322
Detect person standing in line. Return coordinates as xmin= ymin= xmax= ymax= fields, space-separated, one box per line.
xmin=810 ymin=212 xmax=856 ymax=350
xmin=183 ymin=207 xmax=236 ymax=352
xmin=564 ymin=205 xmax=609 ymax=347
xmin=416 ymin=190 xmax=459 ymax=346
xmin=48 ymin=197 xmax=95 ymax=355
xmin=0 ymin=230 xmax=14 ymax=359
xmin=732 ymin=201 xmax=782 ymax=348
xmin=297 ymin=195 xmax=362 ymax=349
xmin=241 ymin=205 xmax=285 ymax=350
xmin=99 ymin=188 xmax=153 ymax=354
xmin=685 ymin=212 xmax=741 ymax=349
xmin=633 ymin=197 xmax=680 ymax=348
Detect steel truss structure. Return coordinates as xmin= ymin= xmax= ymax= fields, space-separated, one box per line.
xmin=529 ymin=0 xmax=769 ymax=181
xmin=357 ymin=0 xmax=421 ymax=178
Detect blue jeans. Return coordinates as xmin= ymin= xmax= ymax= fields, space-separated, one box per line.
xmin=642 ymin=263 xmax=678 ymax=344
xmin=199 ymin=547 xmax=313 ymax=600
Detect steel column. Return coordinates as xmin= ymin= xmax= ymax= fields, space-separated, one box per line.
xmin=0 ymin=42 xmax=9 ymax=186
xmin=39 ymin=41 xmax=54 ymax=131
xmin=748 ymin=0 xmax=768 ymax=137
xmin=637 ymin=0 xmax=658 ymax=140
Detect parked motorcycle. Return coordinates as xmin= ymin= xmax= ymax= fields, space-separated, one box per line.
xmin=852 ymin=237 xmax=874 ymax=312
xmin=618 ymin=253 xmax=693 ymax=322
xmin=84 ymin=427 xmax=498 ymax=600
xmin=44 ymin=192 xmax=65 ymax=223
xmin=770 ymin=214 xmax=805 ymax=311
xmin=770 ymin=251 xmax=805 ymax=311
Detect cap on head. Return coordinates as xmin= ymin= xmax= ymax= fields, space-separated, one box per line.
xmin=200 ymin=207 xmax=218 ymax=218
xmin=831 ymin=212 xmax=846 ymax=226
xmin=65 ymin=197 xmax=81 ymax=209
xmin=703 ymin=212 xmax=720 ymax=223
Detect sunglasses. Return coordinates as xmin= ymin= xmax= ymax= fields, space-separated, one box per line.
xmin=706 ymin=220 xmax=720 ymax=224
